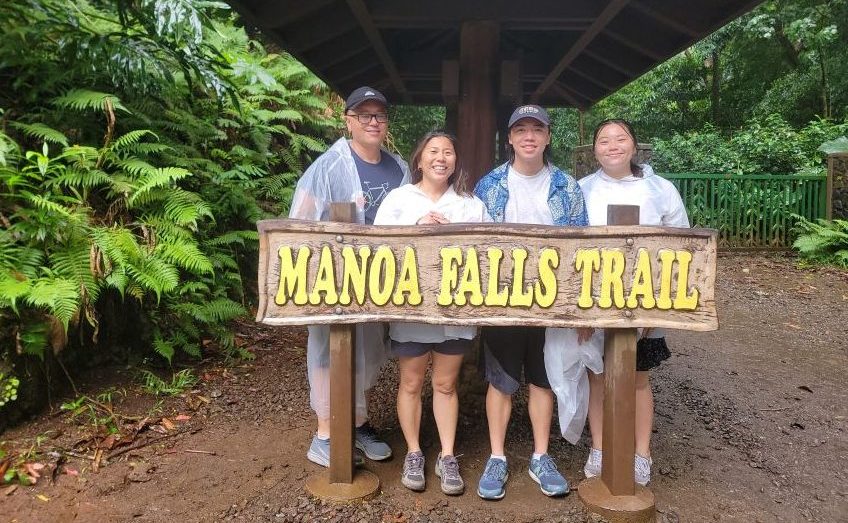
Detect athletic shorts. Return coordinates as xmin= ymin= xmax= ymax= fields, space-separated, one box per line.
xmin=391 ymin=338 xmax=472 ymax=358
xmin=479 ymin=326 xmax=549 ymax=394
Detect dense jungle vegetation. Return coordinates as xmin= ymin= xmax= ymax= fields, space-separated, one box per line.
xmin=1 ymin=0 xmax=847 ymax=425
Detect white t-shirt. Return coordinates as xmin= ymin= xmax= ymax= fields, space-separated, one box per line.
xmin=504 ymin=165 xmax=554 ymax=225
xmin=374 ymin=183 xmax=491 ymax=343
xmin=578 ymin=165 xmax=689 ymax=228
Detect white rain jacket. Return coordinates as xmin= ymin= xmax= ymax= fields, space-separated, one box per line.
xmin=289 ymin=137 xmax=410 ymax=421
xmin=545 ymin=164 xmax=690 ymax=443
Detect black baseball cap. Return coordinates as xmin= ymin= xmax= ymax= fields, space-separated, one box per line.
xmin=508 ymin=104 xmax=550 ymax=128
xmin=344 ymin=86 xmax=388 ymax=112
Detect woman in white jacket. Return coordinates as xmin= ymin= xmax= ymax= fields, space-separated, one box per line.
xmin=579 ymin=119 xmax=689 ymax=486
xmin=374 ymin=131 xmax=490 ymax=495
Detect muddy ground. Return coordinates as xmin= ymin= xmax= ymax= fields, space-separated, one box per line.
xmin=2 ymin=253 xmax=847 ymax=523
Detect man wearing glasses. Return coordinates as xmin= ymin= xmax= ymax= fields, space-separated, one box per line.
xmin=289 ymin=86 xmax=409 ymax=468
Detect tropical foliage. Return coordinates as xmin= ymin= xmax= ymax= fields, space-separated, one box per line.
xmin=0 ymin=0 xmax=339 ymax=414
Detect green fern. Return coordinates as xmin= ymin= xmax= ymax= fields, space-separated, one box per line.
xmin=793 ymin=218 xmax=848 ymax=268
xmin=10 ymin=122 xmax=69 ymax=147
xmin=128 ymin=167 xmax=192 ymax=206
xmin=53 ymin=89 xmax=129 ymax=114
xmin=24 ymin=276 xmax=80 ymax=332
xmin=155 ymin=240 xmax=213 ymax=275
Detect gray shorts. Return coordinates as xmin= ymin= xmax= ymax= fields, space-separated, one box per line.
xmin=391 ymin=339 xmax=472 ymax=358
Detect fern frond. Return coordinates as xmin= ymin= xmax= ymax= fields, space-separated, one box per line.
xmin=10 ymin=122 xmax=69 ymax=147
xmin=112 ymin=130 xmax=159 ymax=153
xmin=126 ymin=257 xmax=179 ymax=301
xmin=204 ymin=230 xmax=259 ymax=247
xmin=53 ymin=89 xmax=129 ymax=114
xmin=49 ymin=167 xmax=113 ymax=189
xmin=154 ymin=240 xmax=214 ymax=275
xmin=0 ymin=271 xmax=32 ymax=312
xmin=128 ymin=167 xmax=192 ymax=206
xmin=162 ymin=189 xmax=213 ymax=227
xmin=174 ymin=298 xmax=246 ymax=324
xmin=25 ymin=276 xmax=80 ymax=332
xmin=51 ymin=242 xmax=101 ymax=302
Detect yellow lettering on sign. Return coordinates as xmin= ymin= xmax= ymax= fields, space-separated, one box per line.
xmin=308 ymin=246 xmax=339 ymax=305
xmin=656 ymin=249 xmax=676 ymax=310
xmin=534 ymin=248 xmax=559 ymax=308
xmin=339 ymin=245 xmax=371 ymax=305
xmin=275 ymin=246 xmax=311 ymax=306
xmin=598 ymin=249 xmax=626 ymax=309
xmin=509 ymin=248 xmax=533 ymax=307
xmin=454 ymin=247 xmax=484 ymax=306
xmin=575 ymin=249 xmax=600 ymax=309
xmin=673 ymin=250 xmax=699 ymax=310
xmin=484 ymin=248 xmax=509 ymax=306
xmin=393 ymin=247 xmax=422 ymax=306
xmin=625 ymin=248 xmax=656 ymax=309
xmin=437 ymin=247 xmax=463 ymax=306
xmin=369 ymin=246 xmax=395 ymax=306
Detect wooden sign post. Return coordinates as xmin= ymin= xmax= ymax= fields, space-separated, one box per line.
xmin=256 ymin=209 xmax=718 ymax=513
xmin=578 ymin=205 xmax=655 ymax=521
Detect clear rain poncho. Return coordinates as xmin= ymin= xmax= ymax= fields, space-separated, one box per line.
xmin=288 ymin=138 xmax=410 ymax=421
xmin=544 ymin=328 xmax=604 ymax=444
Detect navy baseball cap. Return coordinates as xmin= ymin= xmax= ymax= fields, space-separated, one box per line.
xmin=344 ymin=86 xmax=388 ymax=111
xmin=508 ymin=104 xmax=550 ymax=127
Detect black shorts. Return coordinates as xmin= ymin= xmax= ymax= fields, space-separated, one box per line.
xmin=636 ymin=337 xmax=671 ymax=371
xmin=479 ymin=326 xmax=549 ymax=394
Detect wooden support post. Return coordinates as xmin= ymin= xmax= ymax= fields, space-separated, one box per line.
xmin=306 ymin=202 xmax=379 ymax=502
xmin=578 ymin=204 xmax=655 ymax=522
xmin=458 ymin=21 xmax=499 ymax=186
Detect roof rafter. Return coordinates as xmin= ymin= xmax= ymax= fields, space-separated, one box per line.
xmin=602 ymin=30 xmax=664 ymax=61
xmin=629 ymin=1 xmax=700 ymax=38
xmin=346 ymin=0 xmax=411 ymax=103
xmin=531 ymin=0 xmax=631 ymax=102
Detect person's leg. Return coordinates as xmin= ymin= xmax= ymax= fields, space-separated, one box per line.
xmin=430 ymin=351 xmax=464 ymax=457
xmin=486 ymin=384 xmax=512 ymax=456
xmin=587 ymin=370 xmax=604 ymax=450
xmin=525 ymin=330 xmax=569 ymax=496
xmin=396 ymin=353 xmax=430 ymax=453
xmin=634 ymin=371 xmax=653 ymax=458
xmin=527 ymin=384 xmax=554 ymax=455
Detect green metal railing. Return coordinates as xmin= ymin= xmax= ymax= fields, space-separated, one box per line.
xmin=660 ymin=173 xmax=828 ymax=248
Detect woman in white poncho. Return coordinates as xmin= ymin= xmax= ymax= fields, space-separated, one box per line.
xmin=546 ymin=118 xmax=689 ymax=487
xmin=374 ymin=131 xmax=491 ymax=495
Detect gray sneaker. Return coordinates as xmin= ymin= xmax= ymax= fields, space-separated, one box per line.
xmin=584 ymin=448 xmax=602 ymax=478
xmin=355 ymin=422 xmax=392 ymax=460
xmin=306 ymin=435 xmax=364 ymax=468
xmin=634 ymin=454 xmax=652 ymax=486
xmin=401 ymin=451 xmax=426 ymax=491
xmin=435 ymin=453 xmax=464 ymax=495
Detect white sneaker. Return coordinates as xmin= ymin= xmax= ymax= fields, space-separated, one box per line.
xmin=634 ymin=454 xmax=652 ymax=486
xmin=584 ymin=448 xmax=602 ymax=478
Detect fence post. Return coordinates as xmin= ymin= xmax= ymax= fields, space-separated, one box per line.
xmin=827 ymin=153 xmax=848 ymax=220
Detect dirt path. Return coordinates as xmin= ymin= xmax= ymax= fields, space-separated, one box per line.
xmin=2 ymin=253 xmax=847 ymax=522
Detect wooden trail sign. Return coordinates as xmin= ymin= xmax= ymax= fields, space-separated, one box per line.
xmin=256 ymin=220 xmax=718 ymax=331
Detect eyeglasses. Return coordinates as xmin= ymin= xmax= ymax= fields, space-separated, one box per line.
xmin=347 ymin=112 xmax=388 ymax=124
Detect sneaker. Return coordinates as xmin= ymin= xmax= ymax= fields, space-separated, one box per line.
xmin=528 ymin=454 xmax=569 ymax=497
xmin=634 ymin=454 xmax=652 ymax=486
xmin=401 ymin=451 xmax=426 ymax=491
xmin=477 ymin=457 xmax=509 ymax=500
xmin=435 ymin=453 xmax=464 ymax=495
xmin=355 ymin=422 xmax=392 ymax=461
xmin=306 ymin=435 xmax=364 ymax=467
xmin=584 ymin=448 xmax=602 ymax=478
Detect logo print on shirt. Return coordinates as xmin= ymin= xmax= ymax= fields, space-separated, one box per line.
xmin=362 ymin=180 xmax=390 ymax=212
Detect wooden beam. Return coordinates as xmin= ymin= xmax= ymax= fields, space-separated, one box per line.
xmin=458 ymin=21 xmax=499 ymax=185
xmin=334 ymin=61 xmax=382 ymax=86
xmin=305 ymin=34 xmax=371 ymax=70
xmin=602 ymin=30 xmax=664 ymax=62
xmin=629 ymin=1 xmax=700 ymax=38
xmin=346 ymin=0 xmax=412 ymax=104
xmin=550 ymin=81 xmax=588 ymax=109
xmin=532 ymin=0 xmax=631 ymax=102
xmin=567 ymin=65 xmax=615 ymax=92
xmin=584 ymin=49 xmax=638 ymax=78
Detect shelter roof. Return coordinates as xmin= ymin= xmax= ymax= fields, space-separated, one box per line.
xmin=227 ymin=0 xmax=761 ymax=107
